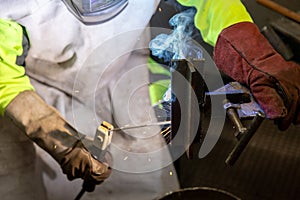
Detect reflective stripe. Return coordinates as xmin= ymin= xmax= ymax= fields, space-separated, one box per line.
xmin=16 ymin=24 xmax=30 ymax=66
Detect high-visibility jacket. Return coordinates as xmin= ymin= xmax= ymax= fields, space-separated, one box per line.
xmin=0 ymin=19 xmax=34 ymax=115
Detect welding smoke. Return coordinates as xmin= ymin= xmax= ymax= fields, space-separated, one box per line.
xmin=149 ymin=8 xmax=202 ymax=62
xmin=149 ymin=8 xmax=203 ymax=103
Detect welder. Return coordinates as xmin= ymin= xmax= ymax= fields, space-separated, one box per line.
xmin=0 ymin=0 xmax=299 ymax=200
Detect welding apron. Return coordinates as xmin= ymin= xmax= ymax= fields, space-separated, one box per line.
xmin=0 ymin=0 xmax=179 ymax=199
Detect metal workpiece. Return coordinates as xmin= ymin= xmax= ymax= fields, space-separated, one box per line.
xmin=214 ymin=83 xmax=266 ymax=166
xmin=194 ymin=80 xmax=265 ymax=165
xmin=171 ymin=61 xmax=266 ymax=164
xmin=223 ymin=99 xmax=247 ymax=139
xmin=75 ymin=121 xmax=114 ymax=200
xmin=211 ymin=82 xmax=263 ymax=118
xmin=166 ymin=58 xmax=265 ymax=166
xmin=166 ymin=58 xmax=272 ymax=184
xmin=169 ymin=59 xmax=204 ymax=159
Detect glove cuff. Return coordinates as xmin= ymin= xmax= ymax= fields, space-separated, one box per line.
xmin=215 ymin=22 xmax=286 ymax=72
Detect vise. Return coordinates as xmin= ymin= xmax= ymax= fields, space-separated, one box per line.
xmin=169 ymin=59 xmax=265 ymax=166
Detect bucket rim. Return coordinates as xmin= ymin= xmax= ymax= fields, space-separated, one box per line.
xmin=156 ymin=186 xmax=241 ymax=200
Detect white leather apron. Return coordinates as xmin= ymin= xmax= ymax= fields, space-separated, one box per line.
xmin=0 ymin=0 xmax=180 ymax=199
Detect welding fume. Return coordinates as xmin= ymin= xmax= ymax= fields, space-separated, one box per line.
xmin=0 ymin=0 xmax=300 ymax=200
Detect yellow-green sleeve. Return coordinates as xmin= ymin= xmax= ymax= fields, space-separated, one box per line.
xmin=177 ymin=0 xmax=253 ymax=46
xmin=0 ymin=19 xmax=34 ymax=116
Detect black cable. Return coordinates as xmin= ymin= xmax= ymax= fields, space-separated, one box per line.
xmin=74 ymin=188 xmax=86 ymax=200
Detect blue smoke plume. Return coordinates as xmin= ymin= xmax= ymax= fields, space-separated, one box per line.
xmin=149 ymin=8 xmax=203 ymax=62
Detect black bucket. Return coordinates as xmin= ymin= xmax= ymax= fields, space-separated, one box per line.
xmin=158 ymin=187 xmax=240 ymax=200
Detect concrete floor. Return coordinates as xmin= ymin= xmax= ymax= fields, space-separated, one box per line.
xmin=151 ymin=1 xmax=300 ymax=199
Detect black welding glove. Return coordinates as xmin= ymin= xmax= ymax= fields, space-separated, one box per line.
xmin=214 ymin=22 xmax=300 ymax=130
xmin=5 ymin=90 xmax=111 ymax=183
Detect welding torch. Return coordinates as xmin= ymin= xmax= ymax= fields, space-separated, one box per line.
xmin=75 ymin=121 xmax=113 ymax=200
xmin=74 ymin=120 xmax=171 ymax=200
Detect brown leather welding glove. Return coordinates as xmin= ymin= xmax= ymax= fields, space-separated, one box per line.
xmin=5 ymin=90 xmax=111 ymax=183
xmin=214 ymin=22 xmax=300 ymax=131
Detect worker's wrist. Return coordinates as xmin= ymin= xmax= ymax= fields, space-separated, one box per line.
xmin=1 ymin=87 xmax=34 ymax=116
